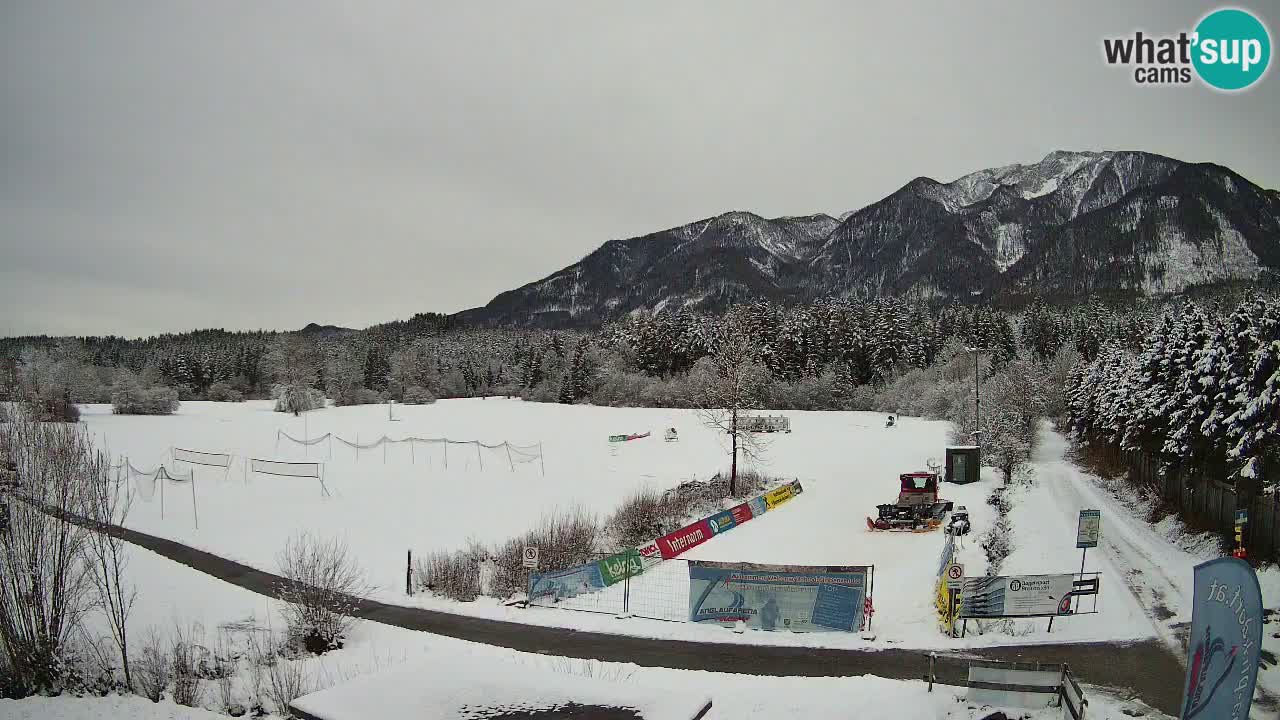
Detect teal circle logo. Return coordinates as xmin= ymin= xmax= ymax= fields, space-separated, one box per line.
xmin=1192 ymin=8 xmax=1271 ymax=90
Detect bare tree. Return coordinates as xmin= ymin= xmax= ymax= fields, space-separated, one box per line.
xmin=0 ymin=410 xmax=97 ymax=693
xmin=688 ymin=313 xmax=770 ymax=495
xmin=83 ymin=460 xmax=137 ymax=690
xmin=275 ymin=533 xmax=370 ymax=654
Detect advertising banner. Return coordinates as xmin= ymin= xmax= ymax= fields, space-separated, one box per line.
xmin=688 ymin=561 xmax=868 ymax=632
xmin=709 ymin=504 xmax=753 ymax=534
xmin=1076 ymin=509 xmax=1101 ymax=549
xmin=635 ymin=538 xmax=663 ymax=570
xmin=748 ymin=496 xmax=768 ymax=518
xmin=657 ymin=519 xmax=713 ymax=559
xmin=763 ymin=480 xmax=804 ymax=510
xmin=959 ymin=574 xmax=1076 ymax=618
xmin=528 ymin=562 xmax=605 ymax=603
xmin=1180 ymin=558 xmax=1262 ymax=720
xmin=597 ymin=549 xmax=642 ymax=586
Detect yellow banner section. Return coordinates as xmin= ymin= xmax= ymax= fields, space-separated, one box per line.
xmin=935 ymin=576 xmax=956 ymax=636
xmin=764 ymin=482 xmax=797 ymax=510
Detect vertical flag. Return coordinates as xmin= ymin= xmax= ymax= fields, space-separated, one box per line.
xmin=1180 ymin=557 xmax=1263 ymax=720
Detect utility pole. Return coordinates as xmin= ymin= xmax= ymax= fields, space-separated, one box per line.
xmin=966 ymin=347 xmax=995 ymax=444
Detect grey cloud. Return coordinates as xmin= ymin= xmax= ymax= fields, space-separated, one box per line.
xmin=2 ymin=1 xmax=1277 ymax=336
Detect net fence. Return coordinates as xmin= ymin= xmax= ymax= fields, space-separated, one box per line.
xmin=276 ymin=431 xmax=544 ymax=474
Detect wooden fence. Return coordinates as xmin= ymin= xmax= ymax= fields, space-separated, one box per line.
xmin=1125 ymin=450 xmax=1280 ymax=560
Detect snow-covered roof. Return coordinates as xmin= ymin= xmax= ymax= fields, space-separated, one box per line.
xmin=291 ymin=653 xmax=713 ymax=720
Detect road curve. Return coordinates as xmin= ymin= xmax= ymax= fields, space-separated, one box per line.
xmin=88 ymin=519 xmax=1185 ymax=714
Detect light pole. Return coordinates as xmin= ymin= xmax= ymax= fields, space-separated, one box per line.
xmin=966 ymin=347 xmax=995 ymax=445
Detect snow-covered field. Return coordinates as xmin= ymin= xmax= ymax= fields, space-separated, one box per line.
xmin=47 ymin=540 xmax=1164 ymax=720
xmin=79 ymin=399 xmax=1168 ymax=652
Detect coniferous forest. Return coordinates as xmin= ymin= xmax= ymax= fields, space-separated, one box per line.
xmin=2 ymin=291 xmax=1277 ymax=493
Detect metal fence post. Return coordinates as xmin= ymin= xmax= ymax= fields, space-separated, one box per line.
xmin=928 ymin=652 xmax=936 ymax=692
xmin=622 ymin=558 xmax=631 ymax=617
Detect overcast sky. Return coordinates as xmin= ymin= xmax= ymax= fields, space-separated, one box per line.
xmin=3 ymin=2 xmax=1277 ymax=338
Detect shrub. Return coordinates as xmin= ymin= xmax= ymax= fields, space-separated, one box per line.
xmin=608 ymin=486 xmax=691 ymax=549
xmin=265 ymin=650 xmax=310 ymax=718
xmin=170 ymin=622 xmax=206 ymax=708
xmin=111 ymin=378 xmax=179 ymax=415
xmin=207 ymin=382 xmax=244 ymax=403
xmin=275 ymin=533 xmax=369 ymax=655
xmin=491 ymin=509 xmax=600 ymax=598
xmin=401 ymin=386 xmax=436 ymax=405
xmin=415 ymin=543 xmax=485 ymax=601
xmin=26 ymin=387 xmax=80 ymax=423
xmin=133 ymin=628 xmax=171 ymax=703
xmin=273 ymin=384 xmax=325 ymax=415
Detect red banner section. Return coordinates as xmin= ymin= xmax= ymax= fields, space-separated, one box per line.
xmin=730 ymin=503 xmax=754 ymax=525
xmin=657 ymin=519 xmax=713 ymax=559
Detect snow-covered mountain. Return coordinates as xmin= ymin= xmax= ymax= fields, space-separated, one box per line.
xmin=458 ymin=151 xmax=1280 ymax=327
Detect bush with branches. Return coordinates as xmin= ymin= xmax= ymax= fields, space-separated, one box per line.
xmin=132 ymin=628 xmax=171 ymax=703
xmin=272 ymin=384 xmax=325 ymax=415
xmin=206 ymin=382 xmax=245 ymax=402
xmin=491 ymin=509 xmax=600 ymax=598
xmin=111 ymin=376 xmax=180 ymax=415
xmin=401 ymin=386 xmax=436 ymax=405
xmin=414 ymin=542 xmax=485 ymax=601
xmin=275 ymin=534 xmax=370 ymax=654
xmin=169 ymin=622 xmax=206 ymax=708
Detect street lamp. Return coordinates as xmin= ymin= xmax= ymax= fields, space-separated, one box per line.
xmin=966 ymin=347 xmax=996 ymax=444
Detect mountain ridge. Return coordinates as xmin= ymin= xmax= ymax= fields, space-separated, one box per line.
xmin=455 ymin=150 xmax=1280 ymax=327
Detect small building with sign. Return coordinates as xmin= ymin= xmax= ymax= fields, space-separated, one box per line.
xmin=945 ymin=446 xmax=980 ymax=484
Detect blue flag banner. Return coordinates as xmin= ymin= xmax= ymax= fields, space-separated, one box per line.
xmin=1181 ymin=557 xmax=1263 ymax=720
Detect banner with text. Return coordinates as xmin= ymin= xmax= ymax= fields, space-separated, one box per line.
xmin=688 ymin=561 xmax=869 ymax=632
xmin=528 ymin=562 xmax=606 ymax=603
xmin=1180 ymin=558 xmax=1262 ymax=720
xmin=529 ymin=479 xmax=805 ymax=608
xmin=959 ymin=574 xmax=1075 ymax=619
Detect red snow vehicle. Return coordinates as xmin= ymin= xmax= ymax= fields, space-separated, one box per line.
xmin=866 ymin=471 xmax=953 ymax=532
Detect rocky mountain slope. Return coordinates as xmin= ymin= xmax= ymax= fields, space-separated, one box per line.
xmin=457 ymin=151 xmax=1280 ymax=327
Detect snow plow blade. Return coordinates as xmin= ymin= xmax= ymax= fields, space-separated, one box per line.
xmin=866 ymin=516 xmax=944 ymax=532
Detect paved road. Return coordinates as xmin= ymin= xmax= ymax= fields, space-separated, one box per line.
xmin=85 ymin=520 xmax=1186 ymax=714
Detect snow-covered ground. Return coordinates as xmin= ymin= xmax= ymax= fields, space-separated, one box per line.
xmin=78 ymin=399 xmax=1166 ymax=650
xmin=1029 ymin=422 xmax=1280 ymax=709
xmin=51 ymin=539 xmax=1166 ymax=720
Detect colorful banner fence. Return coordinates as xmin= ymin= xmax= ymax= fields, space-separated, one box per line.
xmin=1180 ymin=557 xmax=1262 ymax=720
xmin=687 ymin=561 xmax=872 ymax=633
xmin=529 ymin=480 xmax=804 ymax=606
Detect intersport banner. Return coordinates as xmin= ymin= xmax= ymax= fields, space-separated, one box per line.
xmin=1180 ymin=558 xmax=1262 ymax=720
xmin=688 ymin=561 xmax=869 ymax=632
